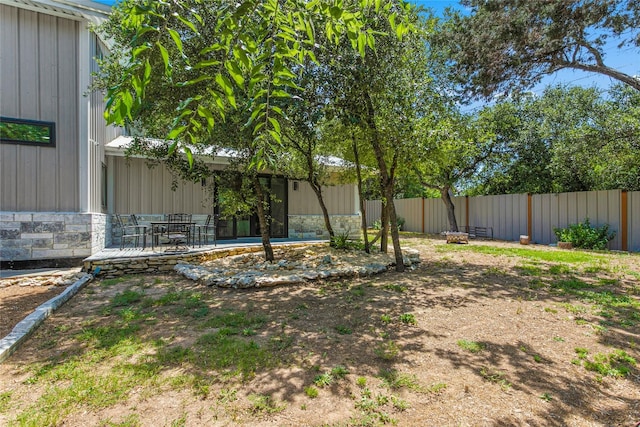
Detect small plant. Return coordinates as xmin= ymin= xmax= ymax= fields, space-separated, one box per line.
xmin=0 ymin=391 xmax=11 ymax=413
xmin=553 ymin=218 xmax=615 ymax=250
xmin=248 ymin=394 xmax=285 ymax=414
xmin=384 ymin=284 xmax=407 ymax=293
xmin=578 ymin=349 xmax=637 ymax=378
xmin=380 ymin=314 xmax=392 ymax=324
xmin=331 ymin=365 xmax=349 ymax=379
xmin=356 ymin=377 xmax=367 ymax=388
xmin=335 ymin=325 xmax=352 ymax=335
xmin=540 ymin=393 xmax=553 ymax=402
xmin=390 ymin=395 xmax=409 ymax=411
xmin=374 ymin=341 xmax=400 ymax=361
xmin=111 ymin=289 xmax=144 ymax=307
xmin=479 ymin=367 xmax=511 ymax=391
xmin=313 ymin=372 xmax=334 ymax=388
xmin=427 ymin=382 xmax=447 ymax=393
xmin=399 ymin=313 xmax=417 ymax=325
xmin=457 ymin=339 xmax=485 ymax=353
xmin=378 ymin=369 xmax=422 ymax=391
xmin=304 ymin=386 xmax=319 ymax=398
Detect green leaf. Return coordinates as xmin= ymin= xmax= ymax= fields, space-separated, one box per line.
xmin=168 ymin=28 xmax=184 ymax=55
xmin=197 ymin=105 xmax=215 ymax=129
xmin=330 ymin=6 xmax=343 ymax=19
xmin=269 ymin=129 xmax=282 ymax=144
xmin=132 ymin=75 xmax=143 ymax=98
xmin=143 ymin=60 xmax=151 ymax=84
xmin=157 ymin=42 xmax=171 ymax=76
xmin=176 ymin=15 xmax=198 ymax=34
xmin=184 ymin=146 xmax=194 ymax=168
xmin=224 ymin=60 xmax=245 ymax=88
xmin=168 ymin=125 xmax=187 ymax=140
xmin=233 ymin=46 xmax=251 ymax=69
xmin=357 ymin=32 xmax=366 ymax=56
xmin=167 ymin=140 xmax=178 ymax=156
xmin=194 ymin=59 xmax=221 ymax=69
xmin=132 ymin=44 xmax=150 ymax=59
xmin=176 ymin=75 xmax=214 ymax=87
xmin=268 ymin=117 xmax=281 ymax=134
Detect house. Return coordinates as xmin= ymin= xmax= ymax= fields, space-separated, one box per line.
xmin=0 ymin=0 xmax=360 ymax=266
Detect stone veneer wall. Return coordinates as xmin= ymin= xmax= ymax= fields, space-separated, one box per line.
xmin=0 ymin=212 xmax=108 ymax=261
xmin=288 ymin=214 xmax=361 ymax=239
xmin=84 ymin=243 xmax=323 ymax=278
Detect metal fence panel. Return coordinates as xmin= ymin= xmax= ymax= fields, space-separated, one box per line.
xmin=629 ymin=191 xmax=640 ymax=252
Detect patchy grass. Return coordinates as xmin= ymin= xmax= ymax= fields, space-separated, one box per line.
xmin=1 ymin=237 xmax=638 ymax=426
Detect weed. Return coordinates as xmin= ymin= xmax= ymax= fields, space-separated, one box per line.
xmin=374 ymin=341 xmax=399 ymax=361
xmin=560 ymin=303 xmax=588 ymax=315
xmin=553 ymin=336 xmax=565 ymax=342
xmin=380 ymin=314 xmax=392 ymax=324
xmin=304 ymin=386 xmax=319 ymax=398
xmin=248 ymin=394 xmax=285 ymax=414
xmin=517 ymin=265 xmax=543 ymax=276
xmin=314 ymin=372 xmax=333 ymax=388
xmin=484 ymin=266 xmax=507 ymax=275
xmin=331 ymin=365 xmax=350 ymax=379
xmin=350 ymin=285 xmax=366 ymax=297
xmin=391 ymin=395 xmax=409 ymax=411
xmin=399 ymin=313 xmax=417 ymax=325
xmin=579 ymin=350 xmax=637 ymax=378
xmin=540 ymin=393 xmax=553 ymax=402
xmin=549 ymin=264 xmax=572 ymax=275
xmin=217 ymin=388 xmax=238 ymax=403
xmin=204 ymin=311 xmax=267 ymax=330
xmin=427 ymin=382 xmax=447 ymax=393
xmin=479 ymin=367 xmax=511 ymax=391
xmin=335 ymin=325 xmax=353 ymax=335
xmin=356 ymin=377 xmax=367 ymax=388
xmin=378 ymin=369 xmax=422 ymax=391
xmin=575 ymin=348 xmax=589 ymax=359
xmin=457 ymin=340 xmax=485 ymax=353
xmin=544 ymin=307 xmax=558 ymax=314
xmin=0 ymin=391 xmax=11 ymax=413
xmin=552 ymin=278 xmax=590 ymax=291
xmin=100 ymin=277 xmax=127 ymax=287
xmin=532 ymin=354 xmax=544 ymax=363
xmin=384 ymin=284 xmax=407 ymax=293
xmin=111 ymin=289 xmax=144 ymax=307
xmin=170 ymin=413 xmax=187 ymax=427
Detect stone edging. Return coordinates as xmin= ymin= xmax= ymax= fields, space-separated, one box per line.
xmin=0 ymin=273 xmax=93 ymax=363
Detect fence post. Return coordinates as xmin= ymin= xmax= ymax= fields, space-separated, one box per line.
xmin=421 ymin=197 xmax=425 ymax=234
xmin=527 ymin=193 xmax=532 ymax=242
xmin=621 ymin=190 xmax=628 ymax=251
xmin=465 ymin=196 xmax=469 ymax=230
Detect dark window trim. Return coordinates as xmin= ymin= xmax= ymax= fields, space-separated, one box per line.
xmin=0 ymin=116 xmax=56 ymax=147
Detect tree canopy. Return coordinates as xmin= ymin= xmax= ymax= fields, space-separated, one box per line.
xmin=438 ymin=0 xmax=640 ymax=99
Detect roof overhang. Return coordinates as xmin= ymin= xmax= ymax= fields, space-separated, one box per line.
xmin=0 ymin=0 xmax=111 ymax=21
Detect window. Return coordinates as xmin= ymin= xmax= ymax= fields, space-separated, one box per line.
xmin=0 ymin=117 xmax=56 ymax=147
xmin=101 ymin=162 xmax=108 ymax=208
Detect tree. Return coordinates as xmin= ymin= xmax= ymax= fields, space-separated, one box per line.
xmin=469 ymin=84 xmax=640 ymax=194
xmin=411 ymin=112 xmax=499 ymax=231
xmin=438 ymin=0 xmax=640 ymax=99
xmin=97 ymin=0 xmax=413 ymax=261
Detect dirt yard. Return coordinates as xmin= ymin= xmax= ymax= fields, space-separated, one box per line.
xmin=1 ymin=236 xmax=639 ymax=426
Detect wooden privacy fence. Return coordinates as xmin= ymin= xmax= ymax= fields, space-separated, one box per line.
xmin=365 ymin=190 xmax=640 ymax=252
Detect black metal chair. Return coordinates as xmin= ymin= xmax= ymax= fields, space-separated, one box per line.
xmin=114 ymin=214 xmax=146 ymax=249
xmin=166 ymin=213 xmax=192 ymax=249
xmin=195 ymin=214 xmax=217 ymax=247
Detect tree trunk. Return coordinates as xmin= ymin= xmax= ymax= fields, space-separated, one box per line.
xmin=363 ymin=92 xmax=404 ymax=271
xmin=441 ymin=186 xmax=459 ymax=232
xmin=253 ymin=175 xmax=274 ymax=262
xmin=352 ymin=133 xmax=370 ymax=253
xmin=309 ymin=180 xmax=335 ymax=239
xmin=380 ymin=198 xmax=389 ymax=253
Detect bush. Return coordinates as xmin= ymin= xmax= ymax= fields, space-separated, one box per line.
xmin=553 ymin=218 xmax=615 ymax=250
xmin=372 ymin=217 xmax=404 ymax=231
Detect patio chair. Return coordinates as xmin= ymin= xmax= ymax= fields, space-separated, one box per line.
xmin=195 ymin=214 xmax=217 ymax=247
xmin=166 ymin=213 xmax=192 ymax=249
xmin=114 ymin=214 xmax=146 ymax=249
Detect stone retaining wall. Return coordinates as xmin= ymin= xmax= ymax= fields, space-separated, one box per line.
xmin=0 ymin=212 xmax=107 ymax=262
xmin=288 ymin=214 xmax=361 ymax=239
xmin=84 ymin=243 xmax=324 ymax=278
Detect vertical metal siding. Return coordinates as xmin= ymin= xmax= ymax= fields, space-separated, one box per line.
xmin=112 ymin=157 xmax=213 ymax=214
xmin=287 ymin=181 xmax=355 ymax=215
xmin=0 ymin=5 xmax=80 ymax=211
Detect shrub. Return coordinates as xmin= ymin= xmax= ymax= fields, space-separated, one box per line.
xmin=553 ymin=218 xmax=615 ymax=250
xmin=372 ymin=218 xmax=404 ymax=231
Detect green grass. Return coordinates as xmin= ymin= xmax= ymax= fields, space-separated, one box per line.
xmin=479 ymin=367 xmax=511 ymax=391
xmin=0 ymin=391 xmax=11 ymax=413
xmin=335 ymin=325 xmax=352 ymax=335
xmin=457 ymin=339 xmax=485 ymax=353
xmin=438 ymin=244 xmax=604 ymax=263
xmin=378 ymin=369 xmax=422 ymax=391
xmin=304 ymin=386 xmax=319 ymax=398
xmin=248 ymin=394 xmax=285 ymax=414
xmin=399 ymin=313 xmax=417 ymax=325
xmin=576 ymin=349 xmax=637 ymax=378
xmin=516 ymin=264 xmax=543 ymax=276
